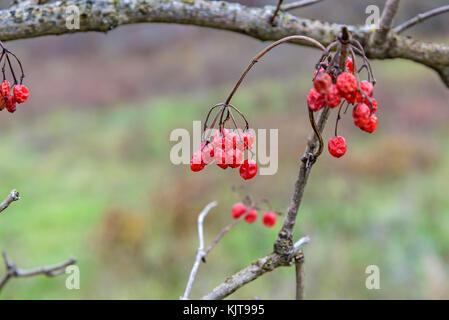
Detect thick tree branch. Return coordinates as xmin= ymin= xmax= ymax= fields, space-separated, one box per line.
xmin=0 ymin=0 xmax=447 ymax=86
xmin=394 ymin=5 xmax=449 ymax=34
xmin=0 ymin=190 xmax=20 ymax=215
xmin=0 ymin=251 xmax=76 ymax=292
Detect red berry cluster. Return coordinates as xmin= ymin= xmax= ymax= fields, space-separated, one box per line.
xmin=0 ymin=80 xmax=29 ymax=113
xmin=231 ymin=202 xmax=277 ymax=227
xmin=190 ymin=128 xmax=258 ymax=180
xmin=308 ymin=57 xmax=378 ymax=158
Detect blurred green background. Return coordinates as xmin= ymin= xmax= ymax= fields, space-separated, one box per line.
xmin=0 ymin=0 xmax=449 ymax=299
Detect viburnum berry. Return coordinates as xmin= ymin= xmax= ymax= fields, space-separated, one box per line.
xmin=212 ymin=128 xmax=227 ymax=150
xmin=1 ymin=80 xmax=10 ymax=97
xmin=346 ymin=91 xmax=357 ymax=104
xmin=13 ymin=84 xmax=29 ymax=104
xmin=360 ymin=80 xmax=374 ymax=97
xmin=346 ymin=57 xmax=354 ymax=73
xmin=190 ymin=150 xmax=205 ymax=172
xmin=313 ymin=67 xmax=325 ymax=78
xmin=307 ymin=87 xmax=325 ymax=111
xmin=328 ymin=136 xmax=347 ymax=158
xmin=352 ymin=103 xmax=370 ymax=127
xmin=4 ymin=95 xmax=16 ymax=113
xmin=244 ymin=209 xmax=258 ymax=223
xmin=225 ymin=131 xmax=239 ymax=150
xmin=239 ymin=159 xmax=257 ymax=180
xmin=231 ymin=202 xmax=247 ymax=219
xmin=201 ymin=142 xmax=215 ymax=164
xmin=313 ymin=72 xmax=332 ymax=95
xmin=336 ymin=72 xmax=357 ymax=98
xmin=262 ymin=211 xmax=277 ymax=227
xmin=214 ymin=148 xmax=228 ymax=169
xmin=226 ymin=148 xmax=243 ymax=168
xmin=241 ymin=131 xmax=254 ymax=150
xmin=368 ymin=97 xmax=378 ymax=113
xmin=361 ymin=114 xmax=378 ymax=133
xmin=324 ymin=84 xmax=341 ymax=108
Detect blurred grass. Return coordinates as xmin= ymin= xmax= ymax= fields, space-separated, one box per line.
xmin=0 ymin=60 xmax=449 ymax=299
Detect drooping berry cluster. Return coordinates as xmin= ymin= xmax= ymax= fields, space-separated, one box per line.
xmin=0 ymin=43 xmax=30 ymax=113
xmin=308 ymin=31 xmax=378 ymax=159
xmin=191 ymin=128 xmax=257 ymax=180
xmin=231 ymin=202 xmax=277 ymax=227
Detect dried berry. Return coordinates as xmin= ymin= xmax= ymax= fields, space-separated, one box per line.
xmin=361 ymin=114 xmax=378 ymax=133
xmin=13 ymin=84 xmax=29 ymax=104
xmin=328 ymin=136 xmax=347 ymax=158
xmin=336 ymin=72 xmax=357 ymax=98
xmin=4 ymin=95 xmax=16 ymax=113
xmin=313 ymin=72 xmax=332 ymax=95
xmin=325 ymin=84 xmax=342 ymax=108
xmin=307 ymin=87 xmax=325 ymax=111
xmin=352 ymin=103 xmax=370 ymax=127
xmin=239 ymin=159 xmax=257 ymax=180
xmin=1 ymin=80 xmax=10 ymax=97
xmin=346 ymin=57 xmax=354 ymax=73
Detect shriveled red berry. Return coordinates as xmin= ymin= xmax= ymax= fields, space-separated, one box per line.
xmin=190 ymin=150 xmax=205 ymax=172
xmin=346 ymin=91 xmax=357 ymax=104
xmin=239 ymin=159 xmax=257 ymax=180
xmin=346 ymin=57 xmax=354 ymax=73
xmin=241 ymin=131 xmax=254 ymax=150
xmin=214 ymin=148 xmax=228 ymax=169
xmin=201 ymin=142 xmax=215 ymax=164
xmin=313 ymin=68 xmax=325 ymax=78
xmin=361 ymin=114 xmax=378 ymax=133
xmin=226 ymin=148 xmax=243 ymax=168
xmin=368 ymin=97 xmax=378 ymax=113
xmin=1 ymin=80 xmax=10 ymax=97
xmin=325 ymin=84 xmax=342 ymax=108
xmin=336 ymin=72 xmax=357 ymax=97
xmin=360 ymin=80 xmax=374 ymax=97
xmin=13 ymin=84 xmax=29 ymax=104
xmin=231 ymin=202 xmax=247 ymax=219
xmin=262 ymin=211 xmax=277 ymax=227
xmin=328 ymin=136 xmax=347 ymax=158
xmin=307 ymin=87 xmax=325 ymax=111
xmin=352 ymin=103 xmax=370 ymax=127
xmin=4 ymin=95 xmax=16 ymax=113
xmin=313 ymin=72 xmax=332 ymax=95
xmin=245 ymin=209 xmax=258 ymax=223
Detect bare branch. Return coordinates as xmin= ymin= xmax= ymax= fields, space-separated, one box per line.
xmin=394 ymin=5 xmax=449 ymax=34
xmin=204 ymin=214 xmax=244 ymax=256
xmin=295 ymin=250 xmax=305 ymax=300
xmin=281 ymin=0 xmax=324 ymax=11
xmin=372 ymin=0 xmax=401 ymax=45
xmin=0 ymin=0 xmax=447 ymax=86
xmin=0 ymin=251 xmax=76 ymax=292
xmin=0 ymin=190 xmax=20 ymax=215
xmin=269 ymin=0 xmax=284 ymax=26
xmin=181 ymin=201 xmax=217 ymax=300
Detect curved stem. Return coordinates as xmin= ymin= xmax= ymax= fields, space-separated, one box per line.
xmin=224 ymin=35 xmax=325 ymax=106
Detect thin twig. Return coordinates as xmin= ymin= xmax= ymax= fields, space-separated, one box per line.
xmin=204 ymin=214 xmax=245 ymax=256
xmin=372 ymin=0 xmax=401 ymax=45
xmin=269 ymin=0 xmax=283 ymax=26
xmin=0 ymin=251 xmax=76 ymax=292
xmin=0 ymin=190 xmax=20 ymax=215
xmin=281 ymin=0 xmax=324 ymax=11
xmin=181 ymin=201 xmax=217 ymax=300
xmin=394 ymin=5 xmax=449 ymax=34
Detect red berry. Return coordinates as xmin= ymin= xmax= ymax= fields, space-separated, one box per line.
xmin=214 ymin=148 xmax=228 ymax=169
xmin=245 ymin=209 xmax=258 ymax=223
xmin=346 ymin=91 xmax=357 ymax=104
xmin=368 ymin=97 xmax=378 ymax=113
xmin=5 ymin=95 xmax=16 ymax=113
xmin=226 ymin=148 xmax=243 ymax=168
xmin=1 ymin=80 xmax=10 ymax=97
xmin=231 ymin=202 xmax=247 ymax=219
xmin=352 ymin=103 xmax=370 ymax=127
xmin=262 ymin=211 xmax=277 ymax=227
xmin=324 ymin=84 xmax=342 ymax=108
xmin=361 ymin=114 xmax=378 ymax=133
xmin=201 ymin=142 xmax=215 ymax=164
xmin=346 ymin=57 xmax=354 ymax=73
xmin=239 ymin=159 xmax=257 ymax=180
xmin=225 ymin=131 xmax=239 ymax=150
xmin=190 ymin=150 xmax=205 ymax=172
xmin=360 ymin=80 xmax=374 ymax=97
xmin=13 ymin=84 xmax=29 ymax=104
xmin=313 ymin=72 xmax=332 ymax=95
xmin=212 ymin=128 xmax=227 ymax=150
xmin=307 ymin=87 xmax=325 ymax=111
xmin=241 ymin=131 xmax=254 ymax=150
xmin=328 ymin=136 xmax=347 ymax=158
xmin=336 ymin=72 xmax=357 ymax=97
xmin=313 ymin=68 xmax=325 ymax=78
